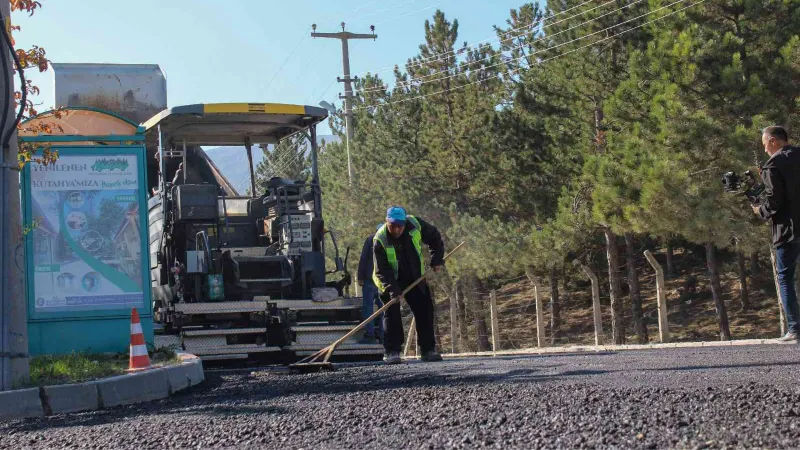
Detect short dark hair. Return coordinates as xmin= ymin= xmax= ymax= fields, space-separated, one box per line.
xmin=763 ymin=126 xmax=789 ymax=142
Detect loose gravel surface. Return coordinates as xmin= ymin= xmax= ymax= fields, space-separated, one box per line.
xmin=2 ymin=344 xmax=800 ymax=449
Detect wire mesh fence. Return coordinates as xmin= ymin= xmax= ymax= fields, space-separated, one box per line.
xmin=163 ymin=249 xmax=789 ymax=360
xmin=392 ymin=253 xmax=788 ymax=357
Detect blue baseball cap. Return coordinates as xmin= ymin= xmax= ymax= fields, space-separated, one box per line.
xmin=386 ymin=206 xmax=407 ymax=225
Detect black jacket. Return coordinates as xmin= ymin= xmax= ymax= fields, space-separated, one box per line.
xmin=373 ymin=217 xmax=445 ymax=297
xmin=758 ymin=145 xmax=800 ymax=247
xmin=356 ymin=235 xmax=375 ymax=285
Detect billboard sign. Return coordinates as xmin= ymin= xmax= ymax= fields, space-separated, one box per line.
xmin=23 ymin=147 xmax=151 ymax=320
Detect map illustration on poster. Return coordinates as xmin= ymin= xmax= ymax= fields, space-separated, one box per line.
xmin=28 ymin=154 xmax=145 ymax=312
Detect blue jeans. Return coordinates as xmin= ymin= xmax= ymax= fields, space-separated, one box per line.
xmin=362 ymin=281 xmax=384 ymax=338
xmin=775 ymin=242 xmax=800 ymax=334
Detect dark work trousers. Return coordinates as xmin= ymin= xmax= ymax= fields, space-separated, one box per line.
xmin=383 ymin=283 xmax=436 ymax=354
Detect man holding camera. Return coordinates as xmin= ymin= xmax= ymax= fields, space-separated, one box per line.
xmin=753 ymin=126 xmax=800 ymax=342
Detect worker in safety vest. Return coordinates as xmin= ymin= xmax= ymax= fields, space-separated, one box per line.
xmin=373 ymin=206 xmax=445 ymax=364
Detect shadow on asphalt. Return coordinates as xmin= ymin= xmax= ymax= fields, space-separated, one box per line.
xmin=9 ymin=349 xmax=800 ymax=432
xmin=4 ymin=379 xmax=287 ymax=432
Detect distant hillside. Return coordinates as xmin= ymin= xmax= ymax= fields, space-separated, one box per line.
xmin=204 ymin=134 xmax=340 ymax=194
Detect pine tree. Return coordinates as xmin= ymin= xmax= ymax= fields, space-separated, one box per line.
xmin=529 ymin=0 xmax=653 ymax=344
xmin=254 ymin=134 xmax=310 ymax=193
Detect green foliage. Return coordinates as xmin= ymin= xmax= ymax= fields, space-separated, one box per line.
xmin=255 ymin=134 xmax=310 ymax=192
xmin=310 ymin=2 xmax=800 ymax=295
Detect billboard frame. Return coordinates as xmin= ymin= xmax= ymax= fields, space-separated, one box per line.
xmin=20 ymin=121 xmax=152 ymax=354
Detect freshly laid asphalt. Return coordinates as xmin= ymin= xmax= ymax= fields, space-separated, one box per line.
xmin=2 ymin=344 xmax=800 ymax=449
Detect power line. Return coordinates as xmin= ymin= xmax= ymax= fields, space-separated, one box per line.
xmin=347 ymin=0 xmax=427 ymax=22
xmin=263 ymin=139 xmax=313 ymax=178
xmin=268 ymin=150 xmax=306 ymax=179
xmin=355 ymin=0 xmax=705 ymax=111
xmin=266 ymin=1 xmax=388 ymax=101
xmin=314 ymin=0 xmax=385 ymax=25
xmin=373 ymin=0 xmax=446 ymax=27
xmin=283 ymin=45 xmax=326 ymax=93
xmin=266 ymin=29 xmax=310 ymax=95
xmin=316 ymin=78 xmax=338 ymax=103
xmin=263 ymin=145 xmax=302 ymax=177
xmin=357 ymin=0 xmax=686 ymax=99
xmin=306 ymin=0 xmax=445 ymax=108
xmin=306 ymin=67 xmax=339 ymax=104
xmin=352 ymin=0 xmax=599 ymax=78
xmin=358 ymin=0 xmax=648 ymax=94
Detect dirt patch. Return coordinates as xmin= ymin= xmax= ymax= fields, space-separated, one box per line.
xmin=433 ymin=248 xmax=782 ymax=352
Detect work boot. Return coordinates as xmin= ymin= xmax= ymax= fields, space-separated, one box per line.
xmin=421 ymin=350 xmax=443 ymax=362
xmin=776 ymin=331 xmax=799 ymax=342
xmin=383 ymin=352 xmax=401 ymax=364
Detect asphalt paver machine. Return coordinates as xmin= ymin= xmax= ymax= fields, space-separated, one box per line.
xmin=143 ymin=103 xmax=383 ymax=361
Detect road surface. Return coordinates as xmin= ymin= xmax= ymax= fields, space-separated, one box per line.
xmin=2 ymin=344 xmax=800 ymax=449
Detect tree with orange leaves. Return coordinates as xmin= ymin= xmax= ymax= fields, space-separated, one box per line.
xmin=7 ymin=0 xmax=59 ymax=167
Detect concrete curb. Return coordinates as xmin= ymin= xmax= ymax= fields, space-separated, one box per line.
xmin=441 ymin=338 xmax=794 ymax=360
xmin=0 ymin=352 xmax=204 ymax=422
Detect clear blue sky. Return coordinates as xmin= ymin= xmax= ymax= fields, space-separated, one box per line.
xmin=12 ymin=0 xmax=535 ymax=134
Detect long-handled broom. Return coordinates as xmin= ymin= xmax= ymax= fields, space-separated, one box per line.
xmin=289 ymin=241 xmax=466 ymax=373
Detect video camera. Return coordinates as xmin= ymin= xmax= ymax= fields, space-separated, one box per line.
xmin=722 ymin=170 xmax=765 ymax=205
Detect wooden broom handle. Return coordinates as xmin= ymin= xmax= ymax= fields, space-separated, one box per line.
xmin=300 ymin=241 xmax=466 ymax=364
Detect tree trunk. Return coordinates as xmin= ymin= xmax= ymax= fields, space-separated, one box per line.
xmin=666 ymin=241 xmax=675 ymax=279
xmin=626 ymin=233 xmax=648 ymax=344
xmin=548 ymin=268 xmax=560 ymax=344
xmin=706 ymin=243 xmax=731 ymax=340
xmin=737 ymin=252 xmax=750 ymax=311
xmin=3 ymin=1 xmax=30 ymax=386
xmin=750 ymin=252 xmax=759 ymax=276
xmin=594 ymin=107 xmax=606 ymax=153
xmin=561 ymin=273 xmax=570 ymax=337
xmin=467 ymin=275 xmax=491 ymax=351
xmin=449 ymin=283 xmax=459 ymax=353
xmin=605 ymin=228 xmax=625 ymax=344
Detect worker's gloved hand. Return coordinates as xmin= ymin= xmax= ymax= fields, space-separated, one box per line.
xmin=432 ymin=264 xmax=444 ymax=273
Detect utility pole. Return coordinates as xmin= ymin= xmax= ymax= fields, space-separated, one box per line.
xmin=1 ymin=1 xmax=30 ymax=390
xmin=311 ymin=22 xmax=376 ymax=185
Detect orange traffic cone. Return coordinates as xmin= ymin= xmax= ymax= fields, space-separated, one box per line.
xmin=128 ymin=307 xmax=152 ymax=371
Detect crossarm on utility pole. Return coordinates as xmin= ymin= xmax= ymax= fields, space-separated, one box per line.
xmin=311 ymin=26 xmax=377 ymax=185
xmin=311 ymin=32 xmax=377 ymax=40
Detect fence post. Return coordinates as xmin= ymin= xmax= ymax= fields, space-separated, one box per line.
xmin=578 ymin=263 xmax=604 ymax=346
xmin=770 ymin=246 xmax=787 ymax=336
xmin=644 ymin=250 xmax=670 ymax=343
xmin=489 ymin=290 xmax=500 ymax=352
xmin=525 ymin=269 xmax=545 ymax=348
xmin=534 ymin=282 xmax=544 ymax=348
xmin=450 ymin=287 xmax=458 ymax=353
xmin=404 ymin=317 xmax=417 ymax=356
